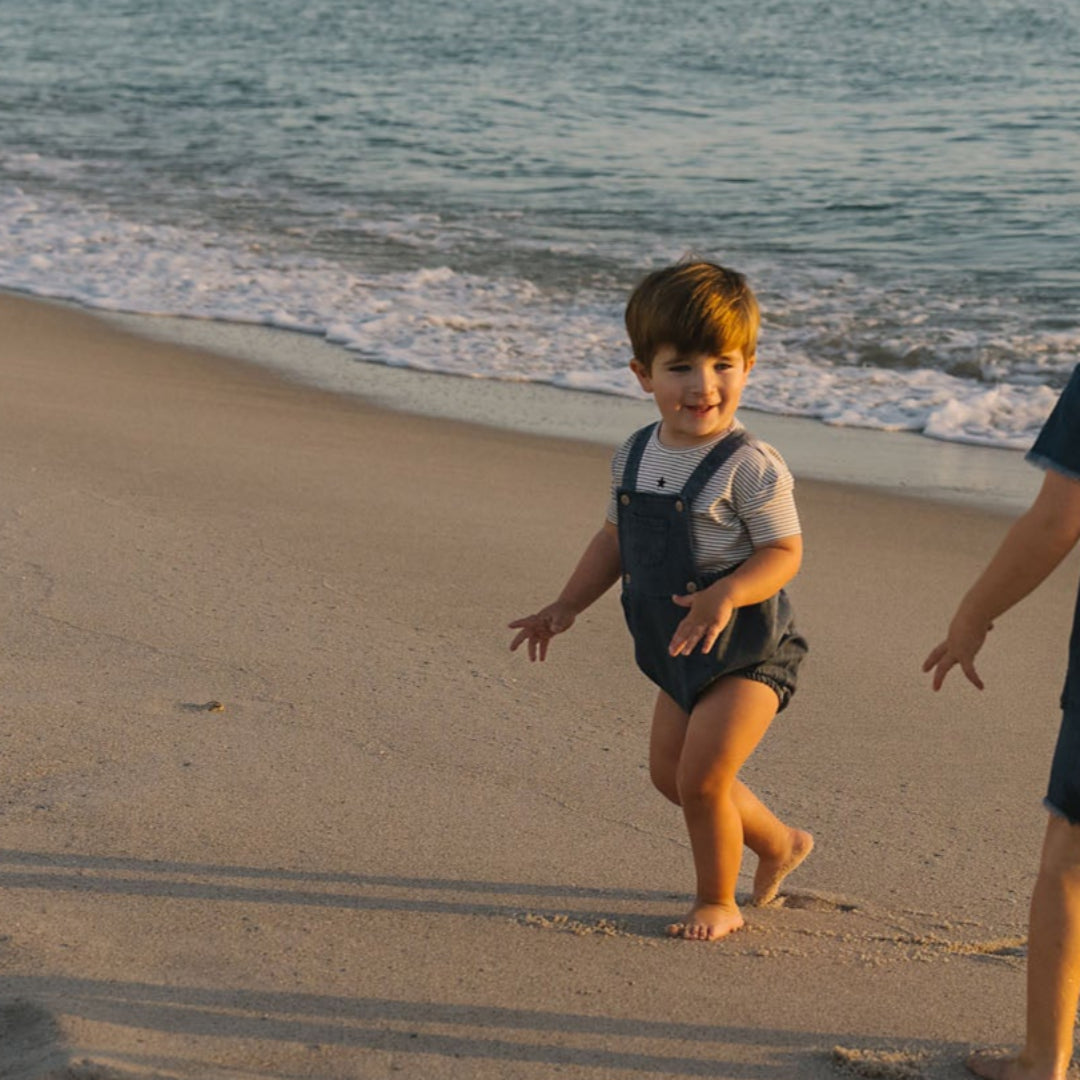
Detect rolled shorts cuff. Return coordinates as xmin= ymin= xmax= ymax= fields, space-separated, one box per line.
xmin=739 ymin=668 xmax=793 ymax=713
xmin=1044 ymin=796 xmax=1080 ymax=827
xmin=1045 ymin=704 xmax=1080 ymax=825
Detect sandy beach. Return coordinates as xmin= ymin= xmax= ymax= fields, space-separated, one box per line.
xmin=2 ymin=292 xmax=1079 ymax=1080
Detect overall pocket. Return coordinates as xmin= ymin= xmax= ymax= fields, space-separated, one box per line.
xmin=622 ymin=511 xmax=670 ymax=569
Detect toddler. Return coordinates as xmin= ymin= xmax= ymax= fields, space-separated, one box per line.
xmin=509 ymin=262 xmax=812 ymax=940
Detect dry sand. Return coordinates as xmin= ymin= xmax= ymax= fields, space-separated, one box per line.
xmin=1 ymin=292 xmax=1078 ymax=1079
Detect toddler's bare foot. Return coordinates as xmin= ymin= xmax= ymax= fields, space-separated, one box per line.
xmin=966 ymin=1049 xmax=1066 ymax=1080
xmin=751 ymin=828 xmax=814 ymax=906
xmin=666 ymin=901 xmax=744 ymax=941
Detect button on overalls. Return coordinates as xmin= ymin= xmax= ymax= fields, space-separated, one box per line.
xmin=616 ymin=423 xmax=808 ymax=714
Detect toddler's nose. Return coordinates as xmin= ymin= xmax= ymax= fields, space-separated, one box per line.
xmin=693 ymin=366 xmax=720 ymax=395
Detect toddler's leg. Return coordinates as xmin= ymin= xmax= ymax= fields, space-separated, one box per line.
xmin=648 ymin=690 xmax=689 ymax=806
xmin=668 ymin=677 xmax=787 ymax=941
xmin=740 ymin=783 xmax=814 ymax=907
xmin=649 ymin=686 xmax=812 ymax=926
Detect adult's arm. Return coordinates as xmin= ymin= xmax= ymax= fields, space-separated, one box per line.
xmin=924 ymin=468 xmax=1080 ymax=690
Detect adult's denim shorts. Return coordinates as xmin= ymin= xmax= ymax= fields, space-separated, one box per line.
xmin=1046 ymin=705 xmax=1080 ymax=825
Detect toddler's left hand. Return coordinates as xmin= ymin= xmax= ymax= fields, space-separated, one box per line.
xmin=668 ymin=587 xmax=735 ymax=657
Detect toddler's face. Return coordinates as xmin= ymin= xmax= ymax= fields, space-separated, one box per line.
xmin=631 ymin=344 xmax=754 ymax=448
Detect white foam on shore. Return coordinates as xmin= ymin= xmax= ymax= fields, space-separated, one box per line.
xmin=0 ymin=183 xmax=1069 ymax=458
xmin=94 ymin=307 xmax=1041 ymax=515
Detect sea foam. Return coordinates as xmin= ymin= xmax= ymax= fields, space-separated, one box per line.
xmin=0 ymin=184 xmax=1063 ymax=451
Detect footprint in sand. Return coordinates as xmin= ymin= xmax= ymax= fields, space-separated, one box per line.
xmin=0 ymin=999 xmax=150 ymax=1080
xmin=832 ymin=1045 xmax=930 ymax=1080
xmin=516 ymin=911 xmax=662 ymax=944
xmin=0 ymin=999 xmax=66 ymax=1077
xmin=943 ymin=937 xmax=1026 ymax=959
xmin=746 ymin=891 xmax=1027 ymax=972
xmin=834 ymin=1045 xmax=1080 ymax=1080
xmin=767 ymin=889 xmax=862 ymax=914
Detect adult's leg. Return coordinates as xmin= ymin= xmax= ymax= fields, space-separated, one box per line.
xmin=968 ymin=813 xmax=1080 ymax=1080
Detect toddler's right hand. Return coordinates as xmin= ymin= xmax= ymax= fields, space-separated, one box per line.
xmin=508 ymin=602 xmax=577 ymax=661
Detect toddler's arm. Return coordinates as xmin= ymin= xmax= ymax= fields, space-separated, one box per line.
xmin=668 ymin=534 xmax=802 ymax=657
xmin=924 ymin=468 xmax=1080 ymax=690
xmin=509 ymin=521 xmax=621 ymax=661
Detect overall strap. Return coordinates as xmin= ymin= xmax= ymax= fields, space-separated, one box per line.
xmin=620 ymin=423 xmax=659 ymax=489
xmin=680 ymin=429 xmax=750 ymax=504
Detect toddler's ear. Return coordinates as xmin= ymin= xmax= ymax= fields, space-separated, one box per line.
xmin=629 ymin=358 xmax=653 ymax=393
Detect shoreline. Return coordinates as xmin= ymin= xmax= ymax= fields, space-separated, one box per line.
xmin=76 ymin=299 xmax=1041 ymax=516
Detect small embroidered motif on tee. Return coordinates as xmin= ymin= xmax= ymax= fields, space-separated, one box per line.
xmin=657 ymin=477 xmax=665 ymax=487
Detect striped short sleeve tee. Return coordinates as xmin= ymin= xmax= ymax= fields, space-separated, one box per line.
xmin=606 ymin=422 xmax=801 ymax=574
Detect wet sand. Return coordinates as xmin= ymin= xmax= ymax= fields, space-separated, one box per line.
xmin=1 ymin=292 xmax=1077 ymax=1079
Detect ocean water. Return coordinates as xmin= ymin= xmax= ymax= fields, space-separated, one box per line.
xmin=2 ymin=0 xmax=1079 ymax=450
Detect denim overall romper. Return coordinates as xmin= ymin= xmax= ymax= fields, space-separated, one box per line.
xmin=616 ymin=423 xmax=808 ymax=714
